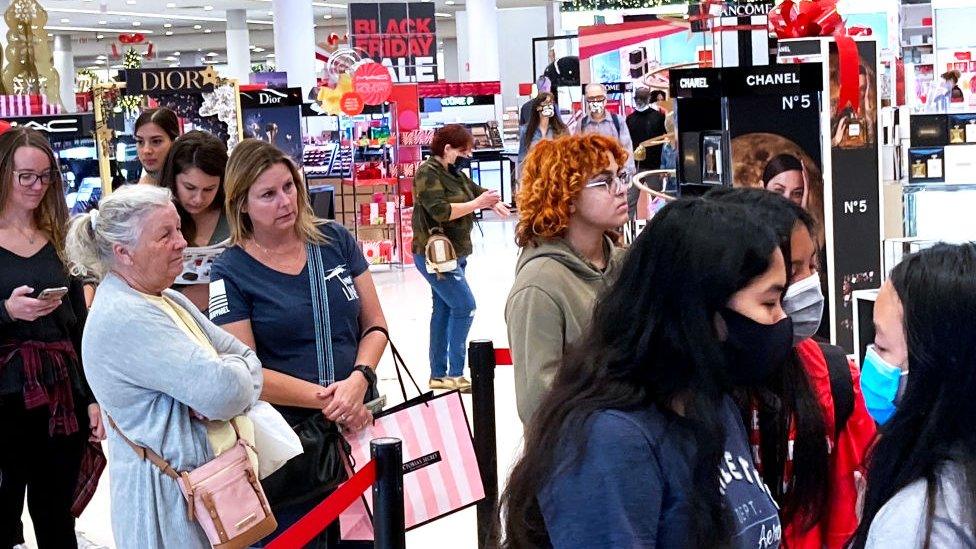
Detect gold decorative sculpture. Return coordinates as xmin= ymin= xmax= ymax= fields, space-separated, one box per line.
xmin=2 ymin=0 xmax=61 ymax=105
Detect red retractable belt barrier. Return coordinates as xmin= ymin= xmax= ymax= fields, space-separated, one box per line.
xmin=266 ymin=460 xmax=377 ymax=549
xmin=494 ymin=348 xmax=512 ymax=366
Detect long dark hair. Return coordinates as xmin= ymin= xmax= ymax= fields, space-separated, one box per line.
xmin=135 ymin=107 xmax=180 ymax=141
xmin=706 ymin=187 xmax=828 ymax=530
xmin=500 ymin=198 xmax=781 ymax=548
xmin=851 ymin=243 xmax=976 ymax=548
xmin=158 ymin=130 xmax=227 ymax=244
xmin=762 ymin=154 xmax=803 ymax=187
xmin=524 ymin=92 xmax=568 ymax=147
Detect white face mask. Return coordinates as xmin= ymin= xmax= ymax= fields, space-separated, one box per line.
xmin=587 ymin=100 xmax=606 ymax=114
xmin=782 ymin=272 xmax=824 ymax=343
xmin=540 ymin=105 xmax=555 ymax=117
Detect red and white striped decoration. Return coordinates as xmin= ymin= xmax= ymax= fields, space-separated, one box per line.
xmin=0 ymin=95 xmax=62 ymax=117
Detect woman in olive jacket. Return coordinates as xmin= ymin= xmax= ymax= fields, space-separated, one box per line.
xmin=412 ymin=124 xmax=509 ymax=392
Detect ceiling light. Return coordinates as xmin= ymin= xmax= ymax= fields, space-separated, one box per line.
xmin=170 ymin=63 xmax=180 ymax=68
xmin=267 ymin=10 xmax=273 ymax=16
xmin=96 ymin=33 xmax=104 ymax=39
xmin=96 ymin=54 xmax=107 ymax=59
xmin=165 ymin=30 xmax=173 ymax=35
xmin=193 ymin=24 xmax=201 ymax=29
xmin=132 ymin=21 xmax=141 ymax=26
xmin=254 ymin=47 xmax=265 ymax=52
xmin=98 ymin=20 xmax=107 ymax=24
xmin=163 ymin=23 xmax=172 ymax=28
xmin=266 ymin=53 xmax=275 ymax=57
xmin=47 ymin=33 xmax=53 ymax=37
xmin=204 ymin=28 xmax=212 ymax=33
xmin=166 ymin=2 xmax=176 ymax=7
xmin=94 ymin=59 xmax=105 ymax=64
xmin=60 ymin=18 xmax=70 ymax=23
xmin=435 ymin=12 xmax=452 ymax=17
xmin=204 ymin=5 xmax=213 ymax=10
xmin=47 ymin=25 xmax=154 ymax=34
xmin=206 ymin=52 xmax=217 ymax=57
xmin=126 ymin=0 xmax=137 ymax=4
xmin=324 ymin=14 xmax=333 ymax=19
xmin=446 ymin=1 xmax=455 ymax=4
xmin=173 ymin=50 xmax=180 ymax=55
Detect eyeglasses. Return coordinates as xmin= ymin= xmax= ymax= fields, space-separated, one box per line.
xmin=584 ymin=170 xmax=631 ymax=195
xmin=14 ymin=171 xmax=53 ymax=187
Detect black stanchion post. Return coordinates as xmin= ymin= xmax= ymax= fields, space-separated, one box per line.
xmin=469 ymin=340 xmax=497 ymax=549
xmin=372 ymin=437 xmax=405 ymax=549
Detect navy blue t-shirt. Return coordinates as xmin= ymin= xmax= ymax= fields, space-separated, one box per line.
xmin=539 ymin=396 xmax=782 ymax=548
xmin=209 ymin=223 xmax=368 ymax=423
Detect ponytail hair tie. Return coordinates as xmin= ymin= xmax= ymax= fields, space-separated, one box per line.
xmin=89 ymin=209 xmax=99 ymax=232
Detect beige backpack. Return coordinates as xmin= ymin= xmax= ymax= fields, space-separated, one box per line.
xmin=424 ymin=228 xmax=458 ymax=277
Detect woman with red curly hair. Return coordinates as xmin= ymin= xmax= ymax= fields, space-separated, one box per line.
xmin=505 ymin=134 xmax=631 ymax=423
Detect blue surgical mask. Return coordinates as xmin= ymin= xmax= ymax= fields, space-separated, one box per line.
xmin=860 ymin=345 xmax=908 ymax=425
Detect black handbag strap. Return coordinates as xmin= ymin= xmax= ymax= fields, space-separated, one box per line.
xmin=307 ymin=243 xmax=335 ymax=386
xmin=362 ymin=325 xmax=424 ymax=402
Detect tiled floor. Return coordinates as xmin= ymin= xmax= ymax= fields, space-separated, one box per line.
xmin=22 ymin=218 xmax=525 ymax=549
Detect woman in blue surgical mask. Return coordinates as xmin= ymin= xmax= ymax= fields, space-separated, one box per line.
xmin=852 ymin=243 xmax=976 ymax=548
xmin=707 ymin=187 xmax=877 ymax=548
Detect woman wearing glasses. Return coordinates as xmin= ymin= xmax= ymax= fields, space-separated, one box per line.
xmin=0 ymin=127 xmax=104 ymax=548
xmin=506 ymin=134 xmax=630 ymax=423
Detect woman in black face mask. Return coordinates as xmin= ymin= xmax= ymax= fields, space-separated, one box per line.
xmin=500 ymin=198 xmax=789 ymax=548
xmin=412 ymin=124 xmax=510 ymax=392
xmin=707 ymin=187 xmax=877 ymax=549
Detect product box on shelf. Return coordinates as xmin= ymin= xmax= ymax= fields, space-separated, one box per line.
xmin=712 ymin=15 xmax=770 ymax=68
xmin=908 ymin=147 xmax=945 ymax=182
xmin=948 ymin=114 xmax=976 ymax=143
xmin=942 ymin=144 xmax=976 ymax=184
xmin=910 ymin=114 xmax=948 ymax=146
xmin=360 ymin=239 xmax=395 ymax=265
xmin=358 ymin=201 xmax=398 ymax=225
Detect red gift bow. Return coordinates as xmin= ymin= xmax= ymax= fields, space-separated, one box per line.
xmin=118 ymin=33 xmax=145 ymax=44
xmin=769 ymin=0 xmax=861 ymax=116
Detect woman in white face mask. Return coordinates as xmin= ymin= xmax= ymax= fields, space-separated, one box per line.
xmin=517 ymin=92 xmax=569 ymax=174
xmin=707 ymin=187 xmax=878 ymax=549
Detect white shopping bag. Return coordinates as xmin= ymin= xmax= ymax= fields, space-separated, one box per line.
xmin=247 ymin=401 xmax=303 ymax=479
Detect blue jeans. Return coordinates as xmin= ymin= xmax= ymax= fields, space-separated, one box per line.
xmin=413 ymin=254 xmax=476 ymax=378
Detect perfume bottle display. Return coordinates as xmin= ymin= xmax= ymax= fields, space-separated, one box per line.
xmin=927 ymin=154 xmax=943 ymax=179
xmin=950 ymin=124 xmax=965 ymax=144
xmin=966 ymin=120 xmax=976 ymax=143
xmin=700 ymin=133 xmax=723 ymax=184
xmin=839 ymin=111 xmax=867 ymax=148
xmin=911 ymin=159 xmax=927 ymax=179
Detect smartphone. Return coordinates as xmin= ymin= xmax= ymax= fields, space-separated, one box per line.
xmin=365 ymin=395 xmax=387 ymax=415
xmin=37 ymin=287 xmax=68 ymax=301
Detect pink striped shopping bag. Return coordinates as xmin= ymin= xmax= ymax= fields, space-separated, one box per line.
xmin=339 ymin=389 xmax=485 ymax=540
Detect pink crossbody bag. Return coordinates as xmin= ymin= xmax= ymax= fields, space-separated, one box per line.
xmin=109 ymin=416 xmax=277 ymax=549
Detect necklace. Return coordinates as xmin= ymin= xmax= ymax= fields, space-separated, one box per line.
xmin=249 ymin=237 xmax=305 ymax=269
xmin=0 ymin=221 xmax=36 ymax=245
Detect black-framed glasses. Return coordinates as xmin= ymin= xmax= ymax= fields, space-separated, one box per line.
xmin=584 ymin=170 xmax=631 ymax=195
xmin=14 ymin=171 xmax=53 ymax=187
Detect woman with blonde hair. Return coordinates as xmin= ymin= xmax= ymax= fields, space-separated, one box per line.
xmin=506 ymin=133 xmax=631 ymax=423
xmin=209 ymin=139 xmax=387 ymax=547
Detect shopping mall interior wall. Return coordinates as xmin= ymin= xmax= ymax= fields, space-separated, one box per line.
xmin=442 ymin=38 xmax=460 ymax=82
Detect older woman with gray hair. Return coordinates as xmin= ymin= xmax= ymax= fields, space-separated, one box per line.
xmin=64 ymin=185 xmax=263 ymax=549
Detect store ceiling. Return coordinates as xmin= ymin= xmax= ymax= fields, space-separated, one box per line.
xmin=41 ymin=0 xmax=545 ymax=70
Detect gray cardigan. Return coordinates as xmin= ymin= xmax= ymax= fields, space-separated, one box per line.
xmin=82 ymin=274 xmax=263 ymax=549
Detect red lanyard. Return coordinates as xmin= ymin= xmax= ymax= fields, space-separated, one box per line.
xmin=749 ymin=398 xmax=833 ymax=495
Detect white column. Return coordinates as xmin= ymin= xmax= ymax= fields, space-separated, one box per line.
xmin=272 ymin=0 xmax=316 ymax=95
xmin=53 ymin=35 xmax=75 ymax=112
xmin=226 ymin=9 xmax=251 ymax=83
xmin=179 ymin=51 xmax=201 ymax=67
xmin=464 ymin=0 xmax=500 ymax=82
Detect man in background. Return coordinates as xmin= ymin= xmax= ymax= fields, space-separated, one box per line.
xmin=574 ymin=83 xmax=637 ymax=214
xmin=627 ymin=87 xmax=667 ymax=173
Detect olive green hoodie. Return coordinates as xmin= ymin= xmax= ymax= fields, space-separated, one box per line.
xmin=505 ymin=236 xmax=626 ymax=423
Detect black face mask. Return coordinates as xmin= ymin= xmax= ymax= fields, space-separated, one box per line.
xmin=720 ymin=308 xmax=794 ymax=386
xmin=451 ymin=155 xmax=472 ymax=174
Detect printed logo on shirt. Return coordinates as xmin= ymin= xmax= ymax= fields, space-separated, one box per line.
xmin=719 ymin=450 xmax=776 ymax=500
xmin=208 ymin=279 xmax=229 ymax=319
xmin=325 ymin=265 xmax=359 ymax=301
